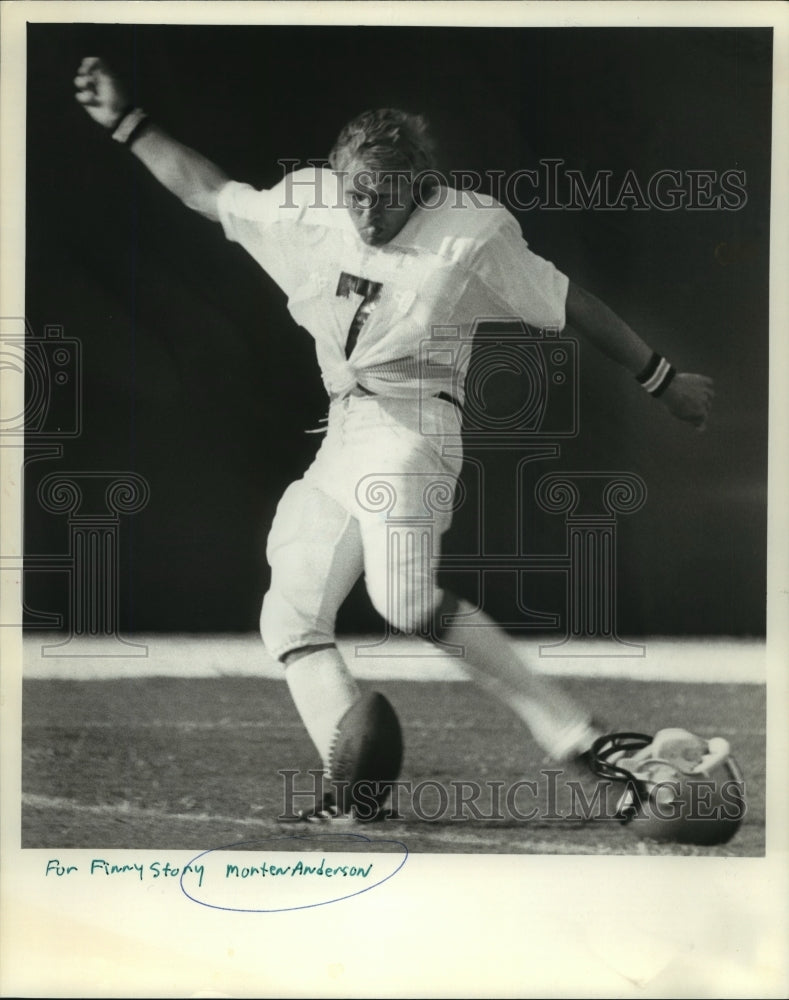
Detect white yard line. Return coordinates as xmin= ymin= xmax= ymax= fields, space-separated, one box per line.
xmin=22 ymin=793 xmax=272 ymax=828
xmin=19 ymin=794 xmax=632 ymax=854
xmin=21 ymin=635 xmax=766 ymax=683
xmin=28 ymin=719 xmax=766 ymax=737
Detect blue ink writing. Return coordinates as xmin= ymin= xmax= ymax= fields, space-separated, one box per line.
xmin=85 ymin=859 xmax=205 ymax=886
xmin=91 ymin=859 xmax=145 ymax=880
xmin=149 ymin=861 xmax=205 ymax=887
xmin=46 ymin=859 xmax=78 ymax=876
xmin=225 ymin=858 xmax=374 ymax=879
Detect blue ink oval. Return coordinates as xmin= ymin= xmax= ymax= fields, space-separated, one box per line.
xmin=179 ymin=832 xmax=408 ymax=913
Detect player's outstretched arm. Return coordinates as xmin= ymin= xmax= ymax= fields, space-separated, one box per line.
xmin=565 ymin=281 xmax=714 ymax=430
xmin=74 ymin=57 xmax=229 ymax=221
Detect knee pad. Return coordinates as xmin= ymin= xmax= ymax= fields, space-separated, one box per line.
xmin=259 ymin=588 xmax=336 ymax=663
xmin=260 ymin=479 xmax=364 ymax=661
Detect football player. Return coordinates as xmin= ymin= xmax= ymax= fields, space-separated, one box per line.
xmin=74 ymin=57 xmax=714 ymax=818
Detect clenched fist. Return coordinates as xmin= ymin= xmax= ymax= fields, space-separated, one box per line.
xmin=660 ymin=372 xmax=715 ymax=430
xmin=74 ymin=57 xmax=130 ymax=129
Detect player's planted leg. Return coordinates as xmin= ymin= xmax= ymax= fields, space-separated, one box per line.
xmin=281 ymin=644 xmax=402 ymax=821
xmin=283 ymin=643 xmax=361 ymax=766
xmin=260 ymin=482 xmax=398 ymax=819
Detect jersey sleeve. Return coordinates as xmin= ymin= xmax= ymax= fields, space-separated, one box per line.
xmin=472 ymin=209 xmax=569 ymax=331
xmin=215 ymin=169 xmax=347 ymax=298
xmin=216 ymin=180 xmax=283 ymax=268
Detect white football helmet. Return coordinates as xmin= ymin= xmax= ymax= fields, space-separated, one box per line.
xmin=589 ymin=728 xmax=746 ymax=845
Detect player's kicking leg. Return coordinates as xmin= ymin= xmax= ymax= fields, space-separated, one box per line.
xmin=356 ymin=464 xmax=603 ymax=771
xmin=432 ymin=592 xmax=603 ymax=764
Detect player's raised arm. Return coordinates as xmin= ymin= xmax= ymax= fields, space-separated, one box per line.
xmin=565 ymin=280 xmax=715 ymax=430
xmin=74 ymin=57 xmax=229 ymax=221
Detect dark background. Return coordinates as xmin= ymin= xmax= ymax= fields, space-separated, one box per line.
xmin=23 ymin=24 xmax=771 ymax=636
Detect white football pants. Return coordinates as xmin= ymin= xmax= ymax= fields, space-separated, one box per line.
xmin=260 ymin=393 xmax=463 ymax=659
xmin=259 ymin=393 xmax=597 ymax=761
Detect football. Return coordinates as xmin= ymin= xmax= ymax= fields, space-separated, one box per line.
xmin=329 ymin=692 xmax=403 ymax=818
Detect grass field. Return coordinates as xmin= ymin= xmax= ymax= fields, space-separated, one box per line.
xmin=21 ymin=636 xmax=766 ymax=857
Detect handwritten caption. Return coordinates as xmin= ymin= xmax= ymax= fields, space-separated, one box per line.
xmin=46 ymin=858 xmax=206 ymax=886
xmin=42 ymin=834 xmax=409 ymax=912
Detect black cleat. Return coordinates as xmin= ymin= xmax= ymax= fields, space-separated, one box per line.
xmin=280 ymin=789 xmax=396 ymax=824
xmin=299 ymin=795 xmax=350 ymax=824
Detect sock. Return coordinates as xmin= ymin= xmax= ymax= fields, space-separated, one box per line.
xmin=440 ymin=598 xmax=602 ymax=761
xmin=284 ymin=645 xmax=361 ymax=766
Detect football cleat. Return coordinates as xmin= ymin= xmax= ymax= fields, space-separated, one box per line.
xmin=589 ymin=728 xmax=746 ymax=845
xmin=284 ymin=789 xmax=394 ymax=824
xmin=291 ymin=791 xmax=350 ymax=824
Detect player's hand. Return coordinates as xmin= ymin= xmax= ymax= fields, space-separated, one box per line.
xmin=73 ymin=57 xmax=131 ymax=130
xmin=660 ymin=372 xmax=715 ymax=430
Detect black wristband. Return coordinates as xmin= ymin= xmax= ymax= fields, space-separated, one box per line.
xmin=109 ymin=103 xmax=135 ymax=131
xmin=111 ymin=107 xmax=149 ymax=145
xmin=651 ymin=366 xmax=676 ymax=398
xmin=636 ymin=352 xmax=676 ymax=396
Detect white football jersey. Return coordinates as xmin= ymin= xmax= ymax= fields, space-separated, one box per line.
xmin=217 ymin=167 xmax=569 ymax=402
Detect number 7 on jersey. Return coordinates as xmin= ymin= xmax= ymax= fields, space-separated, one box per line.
xmin=336 ymin=272 xmax=383 ymax=359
